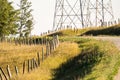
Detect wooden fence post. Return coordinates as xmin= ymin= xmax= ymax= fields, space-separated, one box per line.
xmin=43 ymin=38 xmax=45 ymax=45
xmin=28 ymin=59 xmax=30 ymax=72
xmin=33 ymin=38 xmax=35 ymax=45
xmin=38 ymin=38 xmax=40 ymax=45
xmin=42 ymin=47 xmax=44 ymax=61
xmin=41 ymin=38 xmax=43 ymax=45
xmin=45 ymin=37 xmax=47 ymax=45
xmin=49 ymin=41 xmax=52 ymax=53
xmin=33 ymin=58 xmax=35 ymax=69
xmin=46 ymin=43 xmax=49 ymax=57
xmin=56 ymin=35 xmax=59 ymax=46
xmin=15 ymin=66 xmax=18 ymax=75
xmin=52 ymin=40 xmax=55 ymax=51
xmin=47 ymin=42 xmax=50 ymax=55
xmin=30 ymin=38 xmax=32 ymax=45
xmin=6 ymin=65 xmax=12 ymax=78
xmin=26 ymin=38 xmax=28 ymax=45
xmin=23 ymin=61 xmax=26 ymax=74
xmin=54 ymin=39 xmax=57 ymax=49
xmin=34 ymin=38 xmax=36 ymax=45
xmin=37 ymin=52 xmax=40 ymax=66
xmin=34 ymin=59 xmax=38 ymax=68
xmin=0 ymin=74 xmax=2 ymax=80
xmin=31 ymin=59 xmax=33 ymax=71
xmin=0 ymin=67 xmax=8 ymax=80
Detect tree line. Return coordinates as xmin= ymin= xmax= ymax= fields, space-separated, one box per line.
xmin=0 ymin=0 xmax=33 ymax=38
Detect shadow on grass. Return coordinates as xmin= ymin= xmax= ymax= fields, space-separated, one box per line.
xmin=52 ymin=46 xmax=103 ymax=80
xmin=80 ymin=25 xmax=120 ymax=36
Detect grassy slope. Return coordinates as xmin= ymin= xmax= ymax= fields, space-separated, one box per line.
xmin=12 ymin=37 xmax=120 ymax=80
xmin=1 ymin=25 xmax=120 ymax=79
xmin=47 ymin=24 xmax=120 ymax=37
xmin=16 ymin=42 xmax=80 ymax=80
xmin=58 ymin=37 xmax=120 ymax=80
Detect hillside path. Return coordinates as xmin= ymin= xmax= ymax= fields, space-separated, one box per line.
xmin=82 ymin=36 xmax=120 ymax=80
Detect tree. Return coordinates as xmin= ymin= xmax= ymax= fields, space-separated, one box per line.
xmin=0 ymin=0 xmax=19 ymax=38
xmin=18 ymin=0 xmax=33 ymax=37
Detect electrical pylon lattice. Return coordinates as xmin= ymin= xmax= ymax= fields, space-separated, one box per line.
xmin=53 ymin=0 xmax=114 ymax=30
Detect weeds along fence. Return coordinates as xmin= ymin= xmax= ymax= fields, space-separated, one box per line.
xmin=0 ymin=35 xmax=59 ymax=46
xmin=0 ymin=35 xmax=59 ymax=80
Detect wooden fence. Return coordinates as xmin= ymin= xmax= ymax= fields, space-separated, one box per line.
xmin=0 ymin=35 xmax=59 ymax=80
xmin=0 ymin=36 xmax=58 ymax=46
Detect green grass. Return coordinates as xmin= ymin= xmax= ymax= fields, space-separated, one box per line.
xmin=10 ymin=37 xmax=120 ymax=80
xmin=54 ymin=37 xmax=120 ymax=80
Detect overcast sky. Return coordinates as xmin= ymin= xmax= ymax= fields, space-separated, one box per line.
xmin=9 ymin=0 xmax=120 ymax=35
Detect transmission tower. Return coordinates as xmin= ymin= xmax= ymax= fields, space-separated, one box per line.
xmin=53 ymin=0 xmax=114 ymax=30
xmin=86 ymin=0 xmax=114 ymax=27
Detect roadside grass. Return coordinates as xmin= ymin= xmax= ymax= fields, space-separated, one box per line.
xmin=53 ymin=37 xmax=120 ymax=80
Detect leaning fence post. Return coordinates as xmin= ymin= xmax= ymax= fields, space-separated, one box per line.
xmin=6 ymin=65 xmax=12 ymax=78
xmin=34 ymin=59 xmax=38 ymax=68
xmin=15 ymin=66 xmax=18 ymax=75
xmin=0 ymin=67 xmax=8 ymax=80
xmin=37 ymin=52 xmax=40 ymax=66
xmin=0 ymin=73 xmax=2 ymax=80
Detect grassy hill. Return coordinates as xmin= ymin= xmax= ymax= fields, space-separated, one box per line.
xmin=1 ymin=25 xmax=120 ymax=80
xmin=0 ymin=37 xmax=120 ymax=80
xmin=47 ymin=24 xmax=120 ymax=37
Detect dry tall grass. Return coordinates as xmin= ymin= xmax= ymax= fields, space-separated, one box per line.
xmin=0 ymin=42 xmax=45 ymax=78
xmin=16 ymin=42 xmax=80 ymax=80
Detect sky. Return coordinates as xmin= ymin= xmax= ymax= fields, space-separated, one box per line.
xmin=9 ymin=0 xmax=120 ymax=35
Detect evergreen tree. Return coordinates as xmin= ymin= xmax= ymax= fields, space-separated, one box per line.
xmin=18 ymin=0 xmax=33 ymax=37
xmin=0 ymin=0 xmax=19 ymax=38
